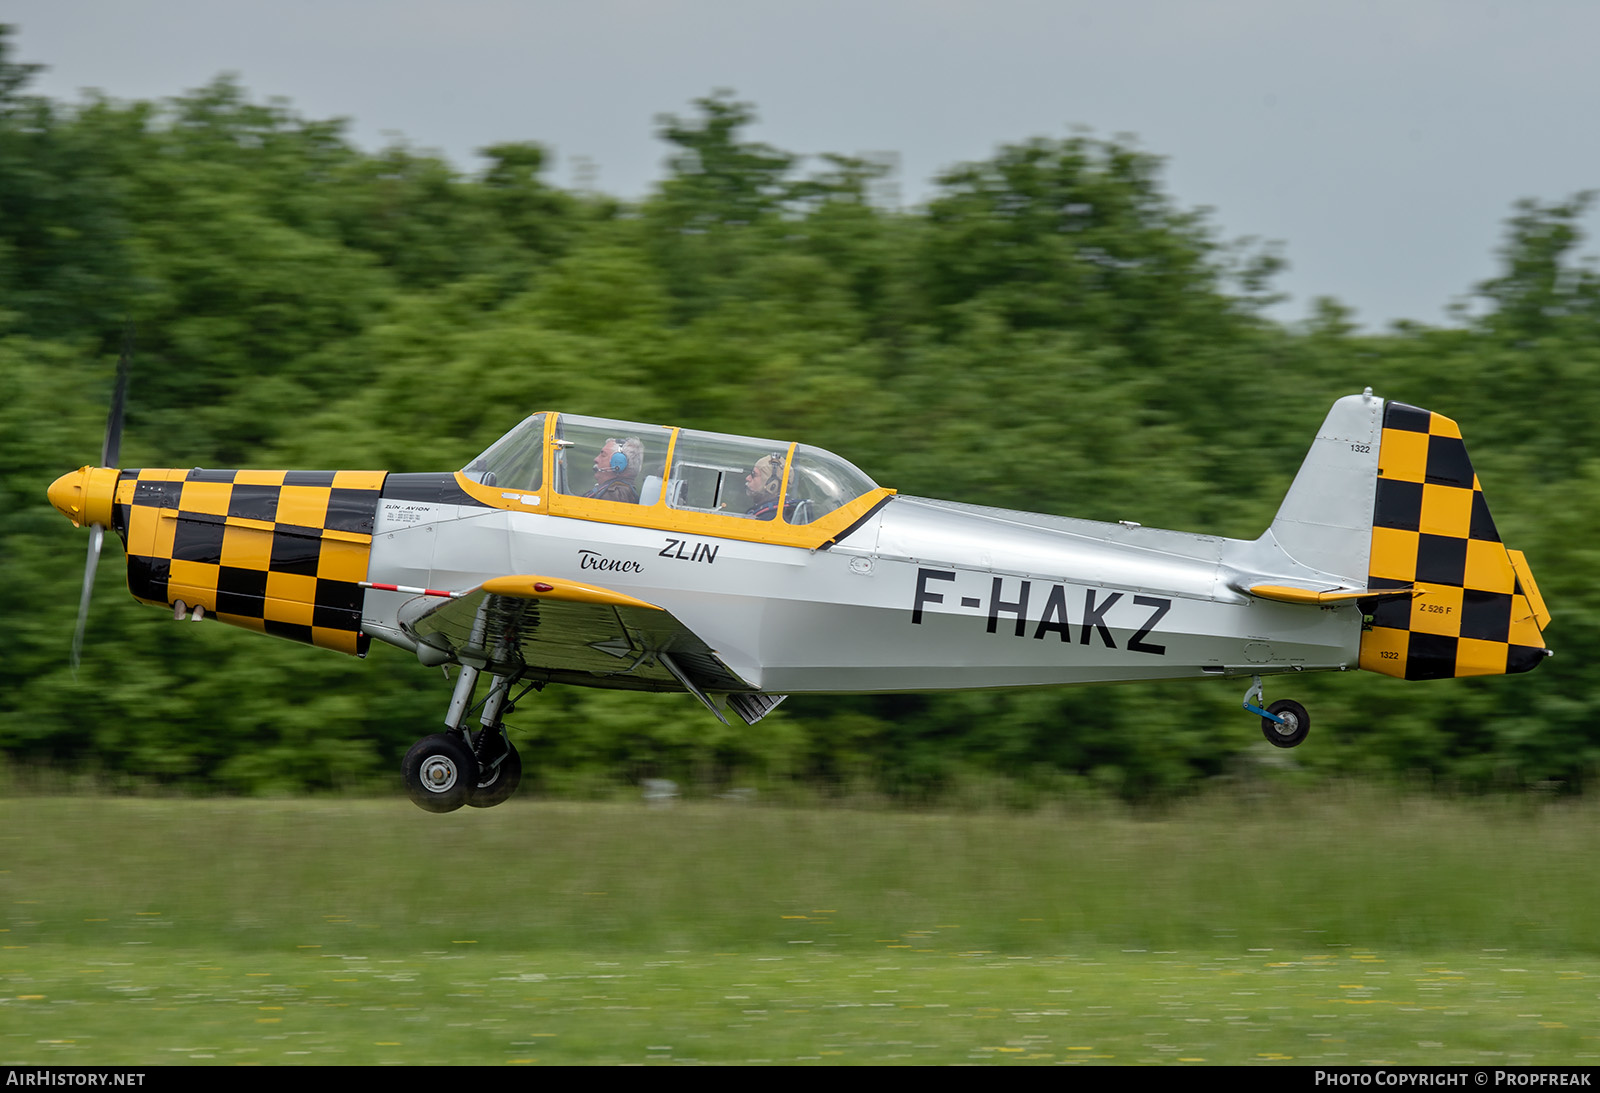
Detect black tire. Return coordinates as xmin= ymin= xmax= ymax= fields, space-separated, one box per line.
xmin=468 ymin=742 xmax=523 ymax=808
xmin=402 ymin=733 xmax=479 ymax=813
xmin=1261 ymin=699 xmax=1310 ymax=748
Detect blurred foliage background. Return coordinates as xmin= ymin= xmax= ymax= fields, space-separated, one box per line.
xmin=3 ymin=27 xmax=1597 ymax=800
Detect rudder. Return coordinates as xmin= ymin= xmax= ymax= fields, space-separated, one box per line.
xmin=1359 ymin=401 xmax=1549 ymax=680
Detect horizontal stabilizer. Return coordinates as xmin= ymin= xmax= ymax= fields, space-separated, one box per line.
xmin=1249 ymin=583 xmax=1413 ymax=606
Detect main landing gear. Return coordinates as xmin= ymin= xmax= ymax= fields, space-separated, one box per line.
xmin=402 ymin=733 xmax=478 ymax=813
xmin=1243 ymin=674 xmax=1310 ymax=749
xmin=402 ymin=663 xmax=531 ymax=813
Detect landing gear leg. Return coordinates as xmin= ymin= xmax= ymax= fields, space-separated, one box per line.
xmin=443 ymin=663 xmax=481 ymax=733
xmin=467 ymin=673 xmax=522 ymax=809
xmin=404 ymin=655 xmax=537 ymax=812
xmin=1243 ymin=674 xmax=1310 ymax=748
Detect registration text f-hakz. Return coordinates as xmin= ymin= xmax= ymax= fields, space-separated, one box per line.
xmin=910 ymin=567 xmax=1171 ymax=655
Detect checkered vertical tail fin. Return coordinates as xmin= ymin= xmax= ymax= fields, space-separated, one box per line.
xmin=1358 ymin=401 xmax=1550 ymax=680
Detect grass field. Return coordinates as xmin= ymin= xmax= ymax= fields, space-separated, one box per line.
xmin=3 ymin=788 xmax=1598 ymax=1065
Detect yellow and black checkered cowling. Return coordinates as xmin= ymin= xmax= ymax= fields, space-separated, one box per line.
xmin=111 ymin=468 xmax=386 ymax=656
xmin=1359 ymin=402 xmax=1549 ymax=680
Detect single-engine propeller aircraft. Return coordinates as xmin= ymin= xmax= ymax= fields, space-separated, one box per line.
xmin=48 ymin=386 xmax=1551 ymax=812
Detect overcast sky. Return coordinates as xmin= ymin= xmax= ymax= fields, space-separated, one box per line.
xmin=9 ymin=1 xmax=1599 ymax=329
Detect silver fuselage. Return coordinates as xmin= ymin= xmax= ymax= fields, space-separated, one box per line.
xmin=361 ymin=493 xmax=1359 ymax=694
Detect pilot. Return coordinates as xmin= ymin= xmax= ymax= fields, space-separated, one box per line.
xmin=586 ymin=436 xmax=644 ymax=503
xmin=744 ymin=451 xmax=792 ymax=521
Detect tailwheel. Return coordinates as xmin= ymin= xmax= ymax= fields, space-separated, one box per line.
xmin=402 ymin=733 xmax=479 ymax=813
xmin=1261 ymin=699 xmax=1310 ymax=749
xmin=468 ymin=738 xmax=523 ymax=809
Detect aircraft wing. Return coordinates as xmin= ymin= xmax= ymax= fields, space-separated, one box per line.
xmin=395 ymin=575 xmax=754 ymax=703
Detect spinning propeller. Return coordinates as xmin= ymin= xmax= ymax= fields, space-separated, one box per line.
xmin=47 ymin=328 xmax=133 ymax=674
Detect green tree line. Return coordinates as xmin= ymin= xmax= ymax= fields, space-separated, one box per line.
xmin=3 ymin=27 xmax=1597 ymax=798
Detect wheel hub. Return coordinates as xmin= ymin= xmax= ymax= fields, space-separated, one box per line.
xmin=420 ymin=755 xmax=458 ymax=792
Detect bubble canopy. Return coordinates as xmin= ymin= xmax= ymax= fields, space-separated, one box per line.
xmin=463 ymin=412 xmax=885 ymax=531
